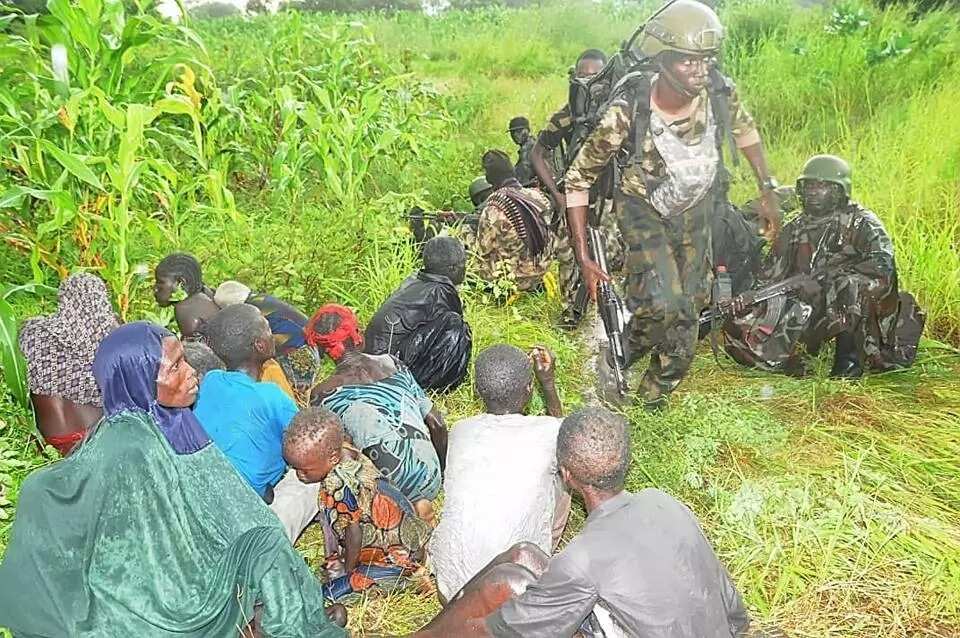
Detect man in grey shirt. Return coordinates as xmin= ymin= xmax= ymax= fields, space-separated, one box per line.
xmin=413 ymin=406 xmax=750 ymax=638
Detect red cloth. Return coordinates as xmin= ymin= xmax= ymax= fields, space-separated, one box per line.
xmin=304 ymin=304 xmax=363 ymax=361
xmin=44 ymin=429 xmax=87 ymax=457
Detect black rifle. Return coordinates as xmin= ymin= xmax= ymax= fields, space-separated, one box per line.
xmin=407 ymin=207 xmax=480 ymax=244
xmin=699 ymin=273 xmax=813 ymax=326
xmin=589 ymin=225 xmax=629 ymax=397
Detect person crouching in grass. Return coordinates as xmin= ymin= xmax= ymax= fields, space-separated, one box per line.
xmin=283 ymin=407 xmax=434 ymax=603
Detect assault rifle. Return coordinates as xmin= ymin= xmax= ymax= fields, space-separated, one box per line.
xmin=699 ymin=273 xmax=813 ymax=326
xmin=589 ymin=225 xmax=629 ymax=397
xmin=407 ymin=207 xmax=480 ymax=244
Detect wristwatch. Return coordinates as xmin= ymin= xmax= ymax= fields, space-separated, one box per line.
xmin=760 ymin=176 xmax=779 ymax=192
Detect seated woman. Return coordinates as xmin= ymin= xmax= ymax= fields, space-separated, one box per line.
xmin=304 ymin=304 xmax=447 ymax=521
xmin=153 ymin=252 xmax=220 ymax=339
xmin=214 ymin=280 xmax=321 ymax=396
xmin=0 ymin=322 xmax=346 ymax=638
xmin=283 ymin=407 xmax=433 ymax=603
xmin=18 ymin=273 xmax=119 ymax=456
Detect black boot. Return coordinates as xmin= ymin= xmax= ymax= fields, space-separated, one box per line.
xmin=830 ymin=331 xmax=863 ymax=379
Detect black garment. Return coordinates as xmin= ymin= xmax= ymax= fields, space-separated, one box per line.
xmin=364 ymin=272 xmax=472 ymax=392
xmin=515 ymin=137 xmax=537 ymax=186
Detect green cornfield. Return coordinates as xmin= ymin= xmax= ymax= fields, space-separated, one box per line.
xmin=1 ymin=0 xmax=958 ymax=636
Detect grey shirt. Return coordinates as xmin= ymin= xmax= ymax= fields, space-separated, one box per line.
xmin=485 ymin=489 xmax=749 ymax=638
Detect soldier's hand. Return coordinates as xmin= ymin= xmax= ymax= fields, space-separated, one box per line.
xmin=733 ymin=290 xmax=757 ymax=316
xmin=550 ymin=191 xmax=567 ymax=213
xmin=580 ymin=258 xmax=610 ymax=303
xmin=758 ymin=191 xmax=782 ymax=244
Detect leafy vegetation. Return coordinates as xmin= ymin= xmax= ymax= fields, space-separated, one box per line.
xmin=2 ymin=1 xmax=959 ymax=637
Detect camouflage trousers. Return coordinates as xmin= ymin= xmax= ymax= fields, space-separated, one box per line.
xmin=619 ymin=193 xmax=712 ymax=403
xmin=724 ymin=272 xmax=902 ymax=374
xmin=557 ymin=199 xmax=625 ymax=321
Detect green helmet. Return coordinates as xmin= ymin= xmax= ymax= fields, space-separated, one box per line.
xmin=637 ymin=0 xmax=724 ymax=59
xmin=469 ymin=176 xmax=492 ymax=201
xmin=797 ymin=155 xmax=852 ymax=196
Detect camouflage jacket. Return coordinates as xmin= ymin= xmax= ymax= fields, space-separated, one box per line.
xmin=565 ymin=76 xmax=758 ymax=203
xmin=473 ymin=185 xmax=554 ymax=292
xmin=515 ymin=137 xmax=537 ymax=186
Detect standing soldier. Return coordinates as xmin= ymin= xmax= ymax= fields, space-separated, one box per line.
xmin=508 ymin=116 xmax=537 ymax=187
xmin=565 ymin=0 xmax=781 ymax=410
xmin=532 ymin=49 xmax=626 ymax=328
xmin=724 ymin=155 xmax=924 ymax=378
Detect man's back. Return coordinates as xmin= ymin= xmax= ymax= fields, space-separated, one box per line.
xmin=475 ymin=185 xmax=554 ymax=292
xmin=487 ymin=489 xmax=748 ymax=638
xmin=194 ymin=370 xmax=297 ymax=497
xmin=364 ymin=272 xmax=463 ymax=356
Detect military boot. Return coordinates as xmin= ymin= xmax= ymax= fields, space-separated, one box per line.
xmin=830 ymin=331 xmax=862 ymax=379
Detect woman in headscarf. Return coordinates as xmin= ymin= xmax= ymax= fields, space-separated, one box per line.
xmin=0 ymin=322 xmax=347 ymax=638
xmin=305 ymin=304 xmax=448 ymax=524
xmin=18 ymin=272 xmax=119 ymax=456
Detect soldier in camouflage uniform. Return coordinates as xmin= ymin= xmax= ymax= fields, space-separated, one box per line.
xmin=724 ymin=155 xmax=923 ymax=378
xmin=473 ymin=150 xmax=555 ymax=292
xmin=508 ymin=117 xmax=538 ymax=187
xmin=532 ymin=49 xmax=626 ymax=326
xmin=565 ymin=0 xmax=781 ymax=409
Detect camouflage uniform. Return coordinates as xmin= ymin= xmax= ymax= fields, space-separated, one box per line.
xmin=472 ymin=184 xmax=554 ymax=292
xmin=724 ymin=196 xmax=906 ymax=374
xmin=538 ymin=104 xmax=625 ymax=318
xmin=565 ymin=79 xmax=759 ymax=402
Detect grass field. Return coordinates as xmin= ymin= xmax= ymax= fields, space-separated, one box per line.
xmin=1 ymin=1 xmax=959 ymax=636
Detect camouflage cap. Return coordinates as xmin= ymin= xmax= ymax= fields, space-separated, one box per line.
xmin=637 ymin=0 xmax=724 ymax=59
xmin=797 ymin=154 xmax=852 ymax=196
xmin=508 ymin=116 xmax=530 ymax=132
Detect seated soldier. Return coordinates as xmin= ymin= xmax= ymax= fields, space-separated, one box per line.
xmin=724 ymin=155 xmax=924 ymax=378
xmin=18 ymin=273 xmax=119 ymax=456
xmin=153 ymin=252 xmax=220 ymax=339
xmin=413 ymin=407 xmax=750 ymax=638
xmin=193 ymin=304 xmax=320 ymax=543
xmin=283 ymin=407 xmax=433 ymax=603
xmin=474 ymin=150 xmax=554 ymax=293
xmin=305 ymin=304 xmax=447 ymax=521
xmin=214 ymin=280 xmax=320 ymax=395
xmin=469 ymin=176 xmax=493 ymax=208
xmin=428 ymin=344 xmax=570 ymax=604
xmin=364 ymin=236 xmax=473 ymax=392
xmin=508 ymin=116 xmax=536 ymax=186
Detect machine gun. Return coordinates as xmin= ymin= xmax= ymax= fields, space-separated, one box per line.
xmin=589 ymin=225 xmax=629 ymax=397
xmin=699 ymin=273 xmax=814 ymax=326
xmin=407 ymin=207 xmax=480 ymax=244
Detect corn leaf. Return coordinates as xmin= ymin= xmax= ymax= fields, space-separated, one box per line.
xmin=0 ymin=298 xmax=29 ymax=410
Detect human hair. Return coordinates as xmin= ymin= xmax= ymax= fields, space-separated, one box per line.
xmin=423 ymin=236 xmax=466 ymax=281
xmin=576 ymin=48 xmax=607 ymax=67
xmin=557 ymin=407 xmax=630 ymax=492
xmin=283 ymin=406 xmax=344 ymax=458
xmin=183 ymin=341 xmax=224 ymax=381
xmin=482 ymin=149 xmax=515 ymax=188
xmin=203 ymin=303 xmax=267 ymax=369
xmin=156 ymin=252 xmax=204 ymax=295
xmin=474 ymin=344 xmax=533 ymax=413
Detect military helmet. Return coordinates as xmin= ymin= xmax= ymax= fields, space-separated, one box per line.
xmin=636 ymin=0 xmax=724 ymax=59
xmin=796 ymin=154 xmax=852 ymax=196
xmin=469 ymin=176 xmax=493 ymax=200
xmin=507 ymin=116 xmax=530 ymax=132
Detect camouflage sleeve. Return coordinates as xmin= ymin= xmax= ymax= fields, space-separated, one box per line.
xmin=849 ymin=209 xmax=896 ymax=283
xmin=760 ymin=218 xmax=799 ymax=283
xmin=537 ymin=104 xmax=572 ymax=151
xmin=474 ymin=201 xmax=523 ymax=280
xmin=564 ymin=100 xmax=632 ymax=198
xmin=729 ymin=88 xmax=760 ymax=148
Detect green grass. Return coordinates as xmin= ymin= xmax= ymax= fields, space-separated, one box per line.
xmin=2 ymin=1 xmax=960 ymax=637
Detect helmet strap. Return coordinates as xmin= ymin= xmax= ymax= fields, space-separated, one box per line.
xmin=657 ymin=61 xmax=700 ymax=99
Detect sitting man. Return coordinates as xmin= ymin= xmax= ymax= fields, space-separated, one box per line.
xmin=414 ymin=406 xmax=750 ymax=638
xmin=283 ymin=407 xmax=433 ymax=603
xmin=508 ymin=116 xmax=536 ymax=186
xmin=153 ymin=252 xmax=220 ymax=339
xmin=306 ymin=304 xmax=447 ymax=522
xmin=214 ymin=280 xmax=320 ymax=394
xmin=724 ymin=155 xmax=924 ymax=378
xmin=474 ymin=150 xmax=554 ymax=293
xmin=429 ymin=344 xmax=570 ymax=604
xmin=364 ymin=236 xmax=473 ymax=392
xmin=194 ymin=304 xmax=320 ymax=543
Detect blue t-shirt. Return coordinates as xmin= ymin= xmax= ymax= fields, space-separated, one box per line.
xmin=194 ymin=370 xmax=297 ymax=497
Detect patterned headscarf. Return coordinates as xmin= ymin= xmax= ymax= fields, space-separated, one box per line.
xmin=92 ymin=322 xmax=210 ymax=455
xmin=18 ymin=273 xmax=119 ymax=406
xmin=304 ymin=304 xmax=363 ymax=361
